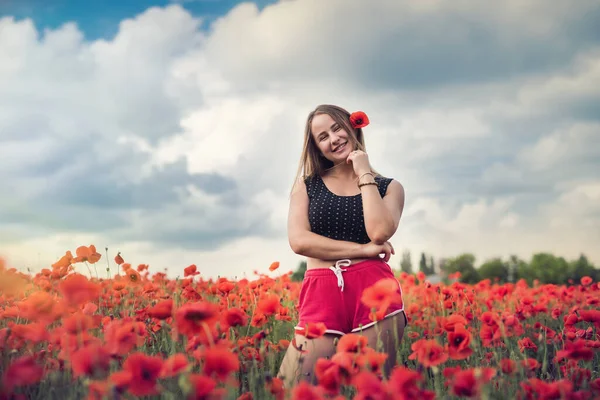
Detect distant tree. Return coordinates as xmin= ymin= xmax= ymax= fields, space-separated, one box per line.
xmin=400 ymin=250 xmax=413 ymax=274
xmin=479 ymin=258 xmax=509 ymax=283
xmin=445 ymin=253 xmax=480 ymax=283
xmin=419 ymin=253 xmax=427 ymax=274
xmin=531 ymin=253 xmax=570 ymax=285
xmin=569 ymin=254 xmax=599 ymax=283
xmin=428 ymin=256 xmax=436 ymax=274
xmin=419 ymin=252 xmax=435 ymax=275
xmin=291 ymin=260 xmax=307 ymax=282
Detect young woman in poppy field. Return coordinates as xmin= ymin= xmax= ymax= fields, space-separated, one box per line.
xmin=278 ymin=104 xmax=408 ymax=387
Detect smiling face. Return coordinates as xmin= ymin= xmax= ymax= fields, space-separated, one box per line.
xmin=291 ymin=104 xmax=368 ymax=190
xmin=311 ymin=113 xmax=355 ymax=163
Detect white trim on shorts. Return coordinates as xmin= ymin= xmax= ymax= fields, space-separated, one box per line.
xmin=294 ymin=326 xmax=346 ymax=336
xmin=350 ymin=308 xmax=405 ymax=332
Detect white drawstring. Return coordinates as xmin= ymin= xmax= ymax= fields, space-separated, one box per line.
xmin=328 ymin=259 xmax=351 ymax=291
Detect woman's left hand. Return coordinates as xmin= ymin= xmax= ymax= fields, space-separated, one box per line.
xmin=346 ymin=150 xmax=372 ymax=176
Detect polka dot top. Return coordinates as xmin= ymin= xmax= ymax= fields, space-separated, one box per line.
xmin=305 ymin=174 xmax=393 ymax=244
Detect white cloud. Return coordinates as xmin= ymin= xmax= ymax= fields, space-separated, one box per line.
xmin=544 ymin=182 xmax=600 ymax=230
xmin=519 ymin=123 xmax=600 ymax=172
xmin=202 ymin=0 xmax=600 ymax=90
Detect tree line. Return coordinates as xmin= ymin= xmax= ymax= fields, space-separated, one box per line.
xmin=290 ymin=251 xmax=599 ymax=286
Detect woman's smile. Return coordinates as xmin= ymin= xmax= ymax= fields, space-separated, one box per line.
xmin=332 ymin=142 xmax=347 ymax=154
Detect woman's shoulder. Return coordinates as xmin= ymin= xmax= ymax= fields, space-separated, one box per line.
xmin=302 ymin=173 xmax=322 ymax=197
xmin=374 ymin=174 xmax=403 ymax=197
xmin=303 ymin=174 xmax=321 ymax=189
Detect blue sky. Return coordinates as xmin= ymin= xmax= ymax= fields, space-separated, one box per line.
xmin=1 ymin=0 xmax=278 ymax=39
xmin=1 ymin=0 xmax=599 ymax=279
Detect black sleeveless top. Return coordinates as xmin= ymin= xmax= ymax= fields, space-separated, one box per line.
xmin=305 ymin=174 xmax=393 ymax=244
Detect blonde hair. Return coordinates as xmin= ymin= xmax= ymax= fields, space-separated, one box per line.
xmin=290 ymin=104 xmax=380 ymax=196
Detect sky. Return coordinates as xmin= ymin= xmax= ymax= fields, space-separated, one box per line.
xmin=1 ymin=0 xmax=599 ymax=280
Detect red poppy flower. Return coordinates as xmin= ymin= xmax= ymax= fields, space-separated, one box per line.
xmin=355 ymin=348 xmax=388 ymax=375
xmin=388 ymin=366 xmax=435 ymax=399
xmin=447 ymin=324 xmax=473 ymax=360
xmin=408 ymin=339 xmax=448 ymax=367
xmin=147 ymin=299 xmax=174 ymax=320
xmin=174 ymin=302 xmax=220 ymax=337
xmin=336 ymin=333 xmax=368 ymax=354
xmin=72 ymin=245 xmax=102 ymax=264
xmin=122 ymin=352 xmax=164 ymax=397
xmin=160 ymin=353 xmax=189 ymax=378
xmin=444 ymin=367 xmax=496 ymax=398
xmin=223 ymin=308 xmax=249 ymax=328
xmin=350 ymin=111 xmax=370 ymax=129
xmin=1 ymin=355 xmax=44 ymax=392
xmin=315 ymin=358 xmax=343 ymax=395
xmin=257 ymin=293 xmax=280 ymax=316
xmin=188 ymin=374 xmax=226 ymax=399
xmin=70 ymin=343 xmax=111 ymax=378
xmin=352 ymin=371 xmax=391 ymax=399
xmin=58 ymin=273 xmax=101 ymax=306
xmin=555 ymin=339 xmax=594 ymax=362
xmin=200 ymin=344 xmax=240 ymax=381
xmin=114 ymin=252 xmax=124 ymax=265
xmin=103 ymin=320 xmax=147 ymax=356
xmin=361 ymin=278 xmax=402 ymax=321
xmin=266 ymin=376 xmax=285 ymax=400
xmin=330 ymin=351 xmax=359 ymax=378
xmin=500 ymin=358 xmax=516 ymax=375
xmin=520 ymin=378 xmax=574 ymax=399
xmin=269 ymin=261 xmax=280 ymax=271
xmin=580 ymin=276 xmax=593 ymax=286
xmin=62 ymin=312 xmax=95 ymax=334
xmin=184 ymin=264 xmax=199 ymax=277
xmin=443 ymin=314 xmax=469 ymax=332
xmin=290 ymin=381 xmax=326 ymax=400
xmin=297 ymin=322 xmax=327 ymax=339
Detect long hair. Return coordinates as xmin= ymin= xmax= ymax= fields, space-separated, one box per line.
xmin=290 ymin=104 xmax=379 ymax=196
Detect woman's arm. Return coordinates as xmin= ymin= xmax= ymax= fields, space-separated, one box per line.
xmin=360 ymin=178 xmax=405 ymax=245
xmin=287 ymin=178 xmax=370 ymax=260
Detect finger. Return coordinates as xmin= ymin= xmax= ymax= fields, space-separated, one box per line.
xmin=386 ymin=241 xmax=393 ymax=253
xmin=386 ymin=241 xmax=394 ymax=255
xmin=381 ymin=247 xmax=390 ymax=261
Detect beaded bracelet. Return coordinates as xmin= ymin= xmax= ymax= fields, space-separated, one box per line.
xmin=358 ymin=181 xmax=378 ymax=189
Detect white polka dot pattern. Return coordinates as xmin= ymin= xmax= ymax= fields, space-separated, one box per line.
xmin=305 ymin=174 xmax=393 ymax=244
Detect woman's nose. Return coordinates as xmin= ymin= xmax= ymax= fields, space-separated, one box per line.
xmin=330 ymin=132 xmax=341 ymax=144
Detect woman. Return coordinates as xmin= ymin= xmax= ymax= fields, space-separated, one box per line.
xmin=277 ymin=104 xmax=407 ymax=387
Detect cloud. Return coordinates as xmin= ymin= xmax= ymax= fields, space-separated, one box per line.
xmin=202 ymin=0 xmax=600 ymax=91
xmin=0 ymin=0 xmax=599 ymax=278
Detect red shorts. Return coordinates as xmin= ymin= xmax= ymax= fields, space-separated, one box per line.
xmin=295 ymin=258 xmax=407 ymax=336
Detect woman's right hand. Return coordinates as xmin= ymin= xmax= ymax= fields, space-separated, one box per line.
xmin=363 ymin=241 xmax=395 ymax=262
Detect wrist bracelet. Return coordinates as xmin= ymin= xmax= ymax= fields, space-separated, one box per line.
xmin=358 ymin=181 xmax=378 ymax=189
xmin=358 ymin=172 xmax=375 ymax=182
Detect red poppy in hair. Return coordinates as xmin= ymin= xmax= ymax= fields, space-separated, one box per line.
xmin=349 ymin=111 xmax=369 ymax=129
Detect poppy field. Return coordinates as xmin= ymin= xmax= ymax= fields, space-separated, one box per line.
xmin=1 ymin=245 xmax=599 ymax=399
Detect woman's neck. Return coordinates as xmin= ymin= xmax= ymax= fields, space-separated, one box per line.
xmin=324 ymin=162 xmax=357 ymax=181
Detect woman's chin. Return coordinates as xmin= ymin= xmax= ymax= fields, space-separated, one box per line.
xmin=328 ymin=149 xmax=349 ymax=162
xmin=330 ymin=157 xmax=347 ymax=166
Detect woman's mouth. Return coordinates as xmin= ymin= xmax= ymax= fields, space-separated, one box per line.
xmin=333 ymin=142 xmax=347 ymax=153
